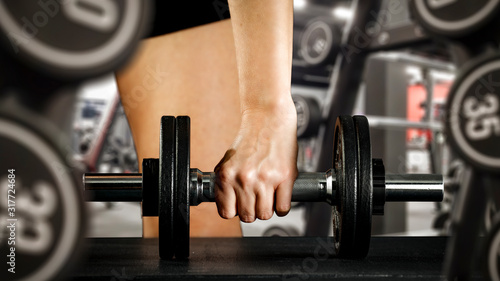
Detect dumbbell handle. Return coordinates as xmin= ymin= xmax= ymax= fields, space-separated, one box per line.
xmin=84 ymin=171 xmax=443 ymax=205
xmin=189 ymin=170 xmax=443 ymax=205
xmin=189 ymin=170 xmax=335 ymax=206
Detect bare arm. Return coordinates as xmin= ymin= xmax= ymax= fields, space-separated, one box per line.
xmin=215 ymin=0 xmax=297 ymax=222
xmin=229 ymin=0 xmax=293 ymax=112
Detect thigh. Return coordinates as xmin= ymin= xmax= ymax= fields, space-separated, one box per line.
xmin=116 ymin=19 xmax=242 ymax=237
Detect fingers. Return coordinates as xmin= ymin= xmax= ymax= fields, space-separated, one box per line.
xmin=219 ymin=184 xmax=276 ymax=222
xmin=214 ymin=183 xmax=237 ymax=219
xmin=214 ymin=165 xmax=238 ymax=219
xmin=216 ymin=169 xmax=294 ymax=221
xmin=256 ymin=186 xmax=274 ymax=220
xmin=237 ymin=189 xmax=257 ymax=223
xmin=275 ymin=178 xmax=294 ymax=217
xmin=214 ymin=147 xmax=296 ymax=222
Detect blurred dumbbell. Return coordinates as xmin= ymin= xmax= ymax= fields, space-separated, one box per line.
xmin=0 ymin=104 xmax=86 ymax=281
xmin=411 ymin=0 xmax=500 ymax=41
xmin=293 ymin=94 xmax=322 ymax=138
xmin=0 ymin=0 xmax=151 ymax=81
xmin=0 ymin=1 xmax=152 ymax=280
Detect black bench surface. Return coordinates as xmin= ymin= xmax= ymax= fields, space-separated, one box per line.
xmin=72 ymin=237 xmax=482 ymax=280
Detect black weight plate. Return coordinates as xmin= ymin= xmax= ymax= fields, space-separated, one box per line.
xmin=159 ymin=116 xmax=175 ymax=259
xmin=352 ymin=115 xmax=373 ymax=258
xmin=293 ymin=95 xmax=322 ymax=139
xmin=484 ymin=213 xmax=500 ymax=281
xmin=0 ymin=0 xmax=151 ymax=80
xmin=174 ymin=116 xmax=190 ymax=259
xmin=142 ymin=158 xmax=159 ymax=217
xmin=445 ymin=54 xmax=500 ymax=172
xmin=300 ymin=18 xmax=340 ymax=66
xmin=0 ymin=111 xmax=86 ymax=281
xmin=411 ymin=0 xmax=500 ymax=38
xmin=332 ymin=115 xmax=357 ymax=257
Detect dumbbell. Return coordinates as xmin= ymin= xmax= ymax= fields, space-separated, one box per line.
xmin=83 ymin=115 xmax=443 ymax=260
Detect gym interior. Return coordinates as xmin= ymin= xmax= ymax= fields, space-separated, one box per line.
xmin=0 ymin=0 xmax=499 ymax=280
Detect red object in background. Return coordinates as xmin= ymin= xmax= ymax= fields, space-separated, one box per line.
xmin=406 ymin=82 xmax=452 ymax=143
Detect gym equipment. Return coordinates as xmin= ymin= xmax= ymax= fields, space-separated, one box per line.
xmin=83 ymin=115 xmax=443 ymax=260
xmin=446 ymin=54 xmax=500 ymax=172
xmin=485 ymin=214 xmax=500 ymax=281
xmin=411 ymin=0 xmax=500 ymax=39
xmin=443 ymin=53 xmax=500 ymax=280
xmin=0 ymin=0 xmax=151 ymax=80
xmin=0 ymin=1 xmax=153 ymax=280
xmin=293 ymin=95 xmax=322 ymax=138
xmin=0 ymin=109 xmax=86 ymax=281
xmin=300 ymin=18 xmax=340 ymax=66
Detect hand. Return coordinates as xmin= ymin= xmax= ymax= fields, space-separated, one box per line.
xmin=214 ymin=99 xmax=298 ymax=222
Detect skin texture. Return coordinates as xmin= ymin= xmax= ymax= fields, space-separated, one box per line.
xmin=215 ymin=0 xmax=297 ymax=223
xmin=116 ymin=0 xmax=296 ymax=236
xmin=117 ymin=20 xmax=242 ymax=237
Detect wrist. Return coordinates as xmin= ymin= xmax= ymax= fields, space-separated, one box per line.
xmin=240 ymin=96 xmax=297 ymax=129
xmin=240 ymin=91 xmax=295 ymax=115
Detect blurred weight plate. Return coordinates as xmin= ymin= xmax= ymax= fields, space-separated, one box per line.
xmin=485 ymin=200 xmax=498 ymax=231
xmin=0 ymin=0 xmax=151 ymax=80
xmin=262 ymin=226 xmax=300 ymax=237
xmin=300 ymin=18 xmax=340 ymax=66
xmin=445 ymin=54 xmax=500 ymax=172
xmin=411 ymin=0 xmax=500 ymax=38
xmin=0 ymin=110 xmax=85 ymax=281
xmin=484 ymin=213 xmax=500 ymax=281
xmin=293 ymin=95 xmax=322 ymax=139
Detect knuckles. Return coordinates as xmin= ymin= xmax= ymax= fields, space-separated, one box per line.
xmin=216 ymin=166 xmax=235 ymax=187
xmin=215 ymin=161 xmax=296 ymax=221
xmin=235 ymin=169 xmax=257 ymax=187
xmin=217 ymin=162 xmax=297 ymax=188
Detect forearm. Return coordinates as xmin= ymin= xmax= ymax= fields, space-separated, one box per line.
xmin=228 ymin=0 xmax=294 ymax=113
